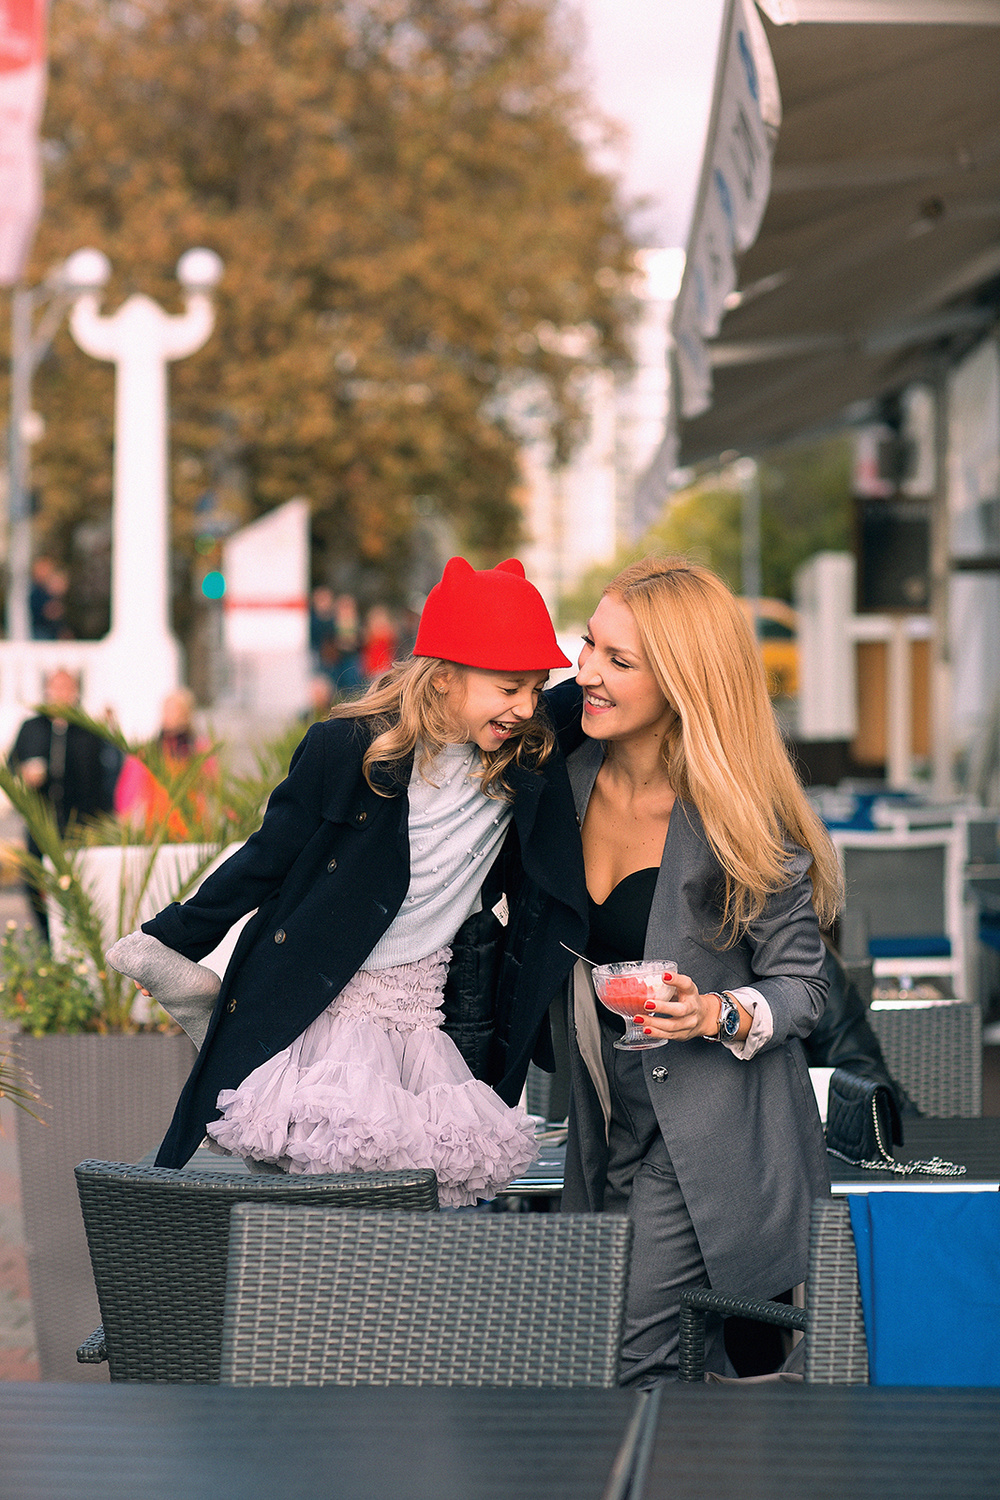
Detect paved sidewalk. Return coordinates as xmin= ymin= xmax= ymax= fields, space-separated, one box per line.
xmin=0 ymin=874 xmax=40 ymax=1381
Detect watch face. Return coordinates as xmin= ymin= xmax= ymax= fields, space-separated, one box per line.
xmin=722 ymin=1000 xmax=741 ymax=1037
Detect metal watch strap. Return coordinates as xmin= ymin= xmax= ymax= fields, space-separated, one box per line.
xmin=704 ymin=991 xmax=734 ymax=1042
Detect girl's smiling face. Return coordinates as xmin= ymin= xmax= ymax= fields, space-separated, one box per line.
xmin=437 ymin=665 xmax=549 ymax=752
xmin=576 ymin=593 xmax=672 ymax=745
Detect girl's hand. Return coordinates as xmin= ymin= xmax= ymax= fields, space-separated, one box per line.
xmin=632 ymin=971 xmax=748 ymax=1043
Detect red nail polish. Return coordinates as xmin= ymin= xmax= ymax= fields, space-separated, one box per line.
xmin=643 ymin=1027 xmax=653 ymax=1036
xmin=662 ymin=973 xmax=673 ymax=982
xmin=633 ymin=1016 xmax=645 ymax=1025
xmin=644 ymin=1000 xmax=657 ymax=1012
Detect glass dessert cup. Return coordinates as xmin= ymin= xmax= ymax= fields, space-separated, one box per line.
xmin=592 ymin=960 xmax=678 ymax=1051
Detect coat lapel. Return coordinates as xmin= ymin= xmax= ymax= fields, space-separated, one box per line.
xmin=566 ymin=738 xmax=603 ymax=822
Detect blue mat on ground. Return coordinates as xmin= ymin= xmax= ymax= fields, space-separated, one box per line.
xmin=848 ymin=1192 xmax=1000 ymax=1386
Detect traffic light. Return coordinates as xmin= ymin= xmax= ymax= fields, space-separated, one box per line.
xmin=201 ymin=570 xmax=226 ymax=600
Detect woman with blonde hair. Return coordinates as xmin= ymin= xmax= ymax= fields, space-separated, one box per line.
xmin=546 ymin=556 xmax=841 ymax=1382
xmin=110 ymin=558 xmax=588 ymax=1206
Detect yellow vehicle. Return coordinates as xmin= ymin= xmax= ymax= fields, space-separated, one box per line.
xmin=738 ymin=598 xmax=798 ymax=699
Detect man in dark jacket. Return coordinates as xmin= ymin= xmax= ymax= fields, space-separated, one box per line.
xmin=8 ymin=669 xmax=117 ymax=939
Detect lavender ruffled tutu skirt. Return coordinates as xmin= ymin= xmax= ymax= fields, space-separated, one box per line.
xmin=205 ymin=948 xmax=538 ymax=1208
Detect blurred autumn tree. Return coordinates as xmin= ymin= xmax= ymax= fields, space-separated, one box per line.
xmin=5 ymin=0 xmax=636 ymax=638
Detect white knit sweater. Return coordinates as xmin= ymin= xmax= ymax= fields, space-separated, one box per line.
xmin=361 ymin=743 xmax=513 ymax=970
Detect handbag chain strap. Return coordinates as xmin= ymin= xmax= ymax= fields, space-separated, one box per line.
xmin=827 ymin=1092 xmax=968 ymax=1178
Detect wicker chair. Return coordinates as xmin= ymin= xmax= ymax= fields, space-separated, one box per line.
xmin=74 ymin=1159 xmax=439 ymax=1382
xmin=678 ymin=1198 xmax=869 ymax=1384
xmin=220 ymin=1206 xmax=632 ymax=1388
xmin=869 ymin=999 xmax=982 ymax=1116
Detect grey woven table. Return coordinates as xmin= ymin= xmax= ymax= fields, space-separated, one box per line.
xmin=0 ymin=1383 xmax=641 ymax=1500
xmin=503 ymin=1118 xmax=1000 ymax=1201
xmin=637 ymin=1385 xmax=1000 ymax=1500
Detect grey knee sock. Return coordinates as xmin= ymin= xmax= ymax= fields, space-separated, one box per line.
xmin=106 ymin=931 xmax=220 ymax=1049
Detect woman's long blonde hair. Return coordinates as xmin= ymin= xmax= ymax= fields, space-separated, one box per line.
xmin=328 ymin=656 xmax=554 ymax=799
xmin=605 ymin=558 xmax=841 ymax=934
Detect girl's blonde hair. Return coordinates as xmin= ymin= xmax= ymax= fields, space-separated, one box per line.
xmin=604 ymin=557 xmax=842 ymax=934
xmin=328 ymin=656 xmax=554 ymax=798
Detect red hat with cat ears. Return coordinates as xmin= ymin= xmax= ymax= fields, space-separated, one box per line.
xmin=413 ymin=557 xmax=570 ymax=670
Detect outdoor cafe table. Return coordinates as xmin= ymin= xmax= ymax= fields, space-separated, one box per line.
xmin=0 ymin=1383 xmax=643 ymax=1500
xmin=826 ymin=1115 xmax=1000 ymax=1192
xmin=501 ymin=1117 xmax=1000 ymax=1201
xmin=633 ymin=1384 xmax=1000 ymax=1500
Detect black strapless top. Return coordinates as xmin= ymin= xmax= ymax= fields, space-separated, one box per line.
xmin=586 ymin=867 xmax=659 ymax=966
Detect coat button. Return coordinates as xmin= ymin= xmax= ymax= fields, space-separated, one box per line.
xmin=651 ymin=1065 xmax=668 ymax=1082
xmin=327 ymin=858 xmax=337 ymax=872
xmin=227 ymin=997 xmax=237 ymax=1013
xmin=355 ymin=810 xmax=368 ymax=825
xmin=274 ymin=928 xmax=286 ymax=944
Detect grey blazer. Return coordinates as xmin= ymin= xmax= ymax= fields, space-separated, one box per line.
xmin=562 ymin=737 xmax=831 ymax=1301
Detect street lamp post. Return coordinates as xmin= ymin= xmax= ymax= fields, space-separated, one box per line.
xmin=64 ymin=248 xmax=223 ymax=730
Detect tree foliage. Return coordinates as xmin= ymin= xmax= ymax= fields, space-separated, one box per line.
xmin=7 ymin=0 xmax=637 ymax=626
xmin=558 ymin=434 xmax=854 ymax=625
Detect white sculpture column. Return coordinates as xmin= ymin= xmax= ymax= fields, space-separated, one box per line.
xmin=67 ymin=248 xmax=223 ymax=737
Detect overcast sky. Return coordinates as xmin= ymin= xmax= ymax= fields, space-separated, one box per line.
xmin=568 ymin=0 xmax=727 ymax=249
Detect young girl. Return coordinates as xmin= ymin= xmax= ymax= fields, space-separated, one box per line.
xmin=109 ymin=558 xmax=588 ymax=1206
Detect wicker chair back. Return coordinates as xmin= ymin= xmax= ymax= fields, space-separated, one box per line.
xmin=804 ymin=1197 xmax=869 ymax=1384
xmin=221 ymin=1206 xmax=632 ymax=1388
xmin=869 ymin=1000 xmax=982 ymax=1117
xmin=74 ymin=1159 xmax=439 ymax=1382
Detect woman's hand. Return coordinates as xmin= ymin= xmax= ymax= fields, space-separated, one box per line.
xmin=631 ymin=972 xmax=749 ymax=1043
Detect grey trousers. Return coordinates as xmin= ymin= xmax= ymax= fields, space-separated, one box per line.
xmin=601 ymin=1028 xmax=731 ymax=1385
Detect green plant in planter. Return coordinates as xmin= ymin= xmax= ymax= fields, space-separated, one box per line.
xmin=0 ymin=704 xmax=302 ymax=1034
xmin=0 ymin=1054 xmax=41 ymax=1113
xmin=0 ymin=922 xmax=101 ymax=1034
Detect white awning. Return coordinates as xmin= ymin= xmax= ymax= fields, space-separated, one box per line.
xmin=673 ymin=1 xmax=1000 ymax=463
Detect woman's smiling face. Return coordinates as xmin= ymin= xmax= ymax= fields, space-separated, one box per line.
xmin=576 ymin=593 xmax=672 ymax=745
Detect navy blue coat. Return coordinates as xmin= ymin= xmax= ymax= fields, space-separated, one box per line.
xmin=147 ymin=714 xmax=588 ymax=1168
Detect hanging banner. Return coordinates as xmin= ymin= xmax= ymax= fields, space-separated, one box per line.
xmin=672 ymin=0 xmax=781 ymax=419
xmin=0 ymin=0 xmax=47 ymax=286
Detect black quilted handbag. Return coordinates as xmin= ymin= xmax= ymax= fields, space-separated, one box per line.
xmin=825 ymin=1067 xmax=964 ymax=1177
xmin=825 ymin=1068 xmax=902 ymax=1166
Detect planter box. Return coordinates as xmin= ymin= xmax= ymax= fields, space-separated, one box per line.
xmin=47 ymin=841 xmax=248 ymax=982
xmin=14 ymin=1031 xmax=195 ymax=1381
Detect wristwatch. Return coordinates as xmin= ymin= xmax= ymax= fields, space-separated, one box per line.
xmin=706 ymin=991 xmax=741 ymax=1043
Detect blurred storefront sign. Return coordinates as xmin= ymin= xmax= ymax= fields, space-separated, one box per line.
xmin=221 ymin=497 xmax=310 ymax=719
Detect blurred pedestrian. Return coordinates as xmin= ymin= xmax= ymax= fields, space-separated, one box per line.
xmin=114 ymin=687 xmax=214 ymax=840
xmin=316 ymin=593 xmax=363 ymax=695
xmin=361 ymin=604 xmax=398 ymax=680
xmin=29 ymin=556 xmax=71 ymax=641
xmin=8 ymin=669 xmax=116 ymax=938
xmin=308 ymin=586 xmax=337 ymax=672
